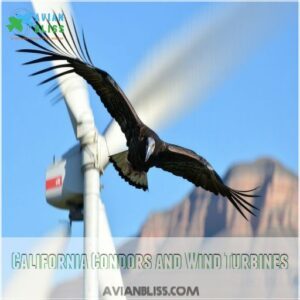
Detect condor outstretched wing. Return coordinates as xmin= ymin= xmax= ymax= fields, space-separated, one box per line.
xmin=154 ymin=143 xmax=259 ymax=219
xmin=17 ymin=14 xmax=141 ymax=143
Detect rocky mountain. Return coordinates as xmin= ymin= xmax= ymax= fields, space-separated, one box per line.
xmin=138 ymin=157 xmax=298 ymax=237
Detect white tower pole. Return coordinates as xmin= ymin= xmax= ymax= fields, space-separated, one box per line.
xmin=82 ymin=133 xmax=99 ymax=300
xmin=83 ymin=156 xmax=99 ymax=300
xmin=83 ymin=168 xmax=99 ymax=299
xmin=82 ymin=134 xmax=126 ymax=300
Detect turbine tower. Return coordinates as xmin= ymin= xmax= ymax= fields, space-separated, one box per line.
xmin=30 ymin=2 xmax=124 ymax=299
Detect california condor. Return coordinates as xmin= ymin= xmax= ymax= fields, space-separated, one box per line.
xmin=17 ymin=13 xmax=259 ymax=220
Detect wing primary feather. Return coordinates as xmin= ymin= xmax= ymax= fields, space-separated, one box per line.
xmin=231 ymin=190 xmax=259 ymax=210
xmin=71 ymin=16 xmax=89 ymax=63
xmin=34 ymin=17 xmax=71 ymax=57
xmin=15 ymin=34 xmax=55 ymax=53
xmin=46 ymin=77 xmax=70 ymax=95
xmin=29 ymin=64 xmax=72 ymax=76
xmin=18 ymin=12 xmax=153 ymax=143
xmin=53 ymin=10 xmax=77 ymax=58
xmin=23 ymin=56 xmax=66 ymax=65
xmin=62 ymin=11 xmax=85 ymax=61
xmin=233 ymin=187 xmax=260 ymax=193
xmin=17 ymin=49 xmax=56 ymax=56
xmin=231 ymin=194 xmax=256 ymax=217
xmin=82 ymin=30 xmax=93 ymax=65
xmin=46 ymin=82 xmax=61 ymax=95
xmin=227 ymin=196 xmax=248 ymax=220
xmin=31 ymin=20 xmax=65 ymax=55
xmin=38 ymin=69 xmax=74 ymax=85
xmin=50 ymin=93 xmax=65 ymax=105
xmin=44 ymin=17 xmax=70 ymax=57
xmin=231 ymin=189 xmax=260 ymax=198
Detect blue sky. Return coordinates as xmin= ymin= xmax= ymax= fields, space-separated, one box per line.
xmin=2 ymin=2 xmax=298 ymax=237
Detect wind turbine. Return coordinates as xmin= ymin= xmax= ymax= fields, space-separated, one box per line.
xmin=7 ymin=1 xmax=291 ymax=299
xmin=29 ymin=2 xmax=124 ymax=300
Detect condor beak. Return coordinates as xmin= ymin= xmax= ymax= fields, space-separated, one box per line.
xmin=145 ymin=146 xmax=152 ymax=162
xmin=145 ymin=137 xmax=155 ymax=162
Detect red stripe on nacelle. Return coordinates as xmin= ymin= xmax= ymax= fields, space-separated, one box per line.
xmin=46 ymin=176 xmax=62 ymax=190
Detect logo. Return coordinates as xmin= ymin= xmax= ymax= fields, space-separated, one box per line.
xmin=6 ymin=9 xmax=65 ymax=36
xmin=46 ymin=176 xmax=63 ymax=190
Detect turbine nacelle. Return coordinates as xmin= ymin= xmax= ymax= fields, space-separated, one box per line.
xmin=45 ymin=133 xmax=110 ymax=212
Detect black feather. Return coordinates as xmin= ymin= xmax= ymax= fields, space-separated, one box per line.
xmin=30 ymin=64 xmax=73 ymax=76
xmin=46 ymin=77 xmax=70 ymax=95
xmin=50 ymin=93 xmax=65 ymax=105
xmin=71 ymin=16 xmax=88 ymax=63
xmin=232 ymin=194 xmax=256 ymax=217
xmin=82 ymin=30 xmax=93 ymax=65
xmin=44 ymin=16 xmax=70 ymax=56
xmin=228 ymin=195 xmax=248 ymax=220
xmin=62 ymin=11 xmax=85 ymax=61
xmin=23 ymin=56 xmax=66 ymax=65
xmin=17 ymin=49 xmax=55 ymax=56
xmin=53 ymin=10 xmax=77 ymax=58
xmin=38 ymin=69 xmax=74 ymax=85
xmin=31 ymin=20 xmax=64 ymax=55
xmin=15 ymin=34 xmax=55 ymax=53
